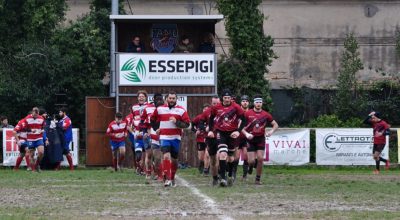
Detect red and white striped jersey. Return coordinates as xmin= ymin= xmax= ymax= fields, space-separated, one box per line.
xmin=14 ymin=119 xmax=28 ymax=141
xmin=106 ymin=120 xmax=128 ymax=142
xmin=21 ymin=114 xmax=45 ymax=141
xmin=151 ymin=104 xmax=190 ymax=140
xmin=131 ymin=103 xmax=147 ymax=131
xmin=125 ymin=113 xmax=133 ymax=130
xmin=141 ymin=103 xmax=159 ymax=142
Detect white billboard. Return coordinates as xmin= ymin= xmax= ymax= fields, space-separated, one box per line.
xmin=316 ymin=128 xmax=389 ymax=165
xmin=264 ymin=129 xmax=310 ymax=165
xmin=239 ymin=129 xmax=310 ymax=166
xmin=118 ymin=54 xmax=216 ymax=86
xmin=2 ymin=128 xmax=79 ymax=166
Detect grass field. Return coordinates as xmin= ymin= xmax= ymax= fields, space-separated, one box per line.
xmin=0 ymin=166 xmax=399 ymax=220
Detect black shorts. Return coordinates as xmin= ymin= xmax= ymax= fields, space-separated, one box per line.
xmin=216 ymin=130 xmax=239 ymax=151
xmin=238 ymin=137 xmax=248 ymax=149
xmin=247 ymin=136 xmax=266 ymax=152
xmin=373 ymin=144 xmax=385 ymax=153
xmin=197 ymin=142 xmax=206 ymax=151
xmin=206 ymin=138 xmax=217 ymax=156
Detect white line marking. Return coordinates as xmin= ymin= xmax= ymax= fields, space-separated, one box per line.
xmin=176 ymin=175 xmax=234 ymax=220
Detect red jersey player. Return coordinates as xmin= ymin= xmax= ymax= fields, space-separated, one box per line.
xmin=151 ymin=91 xmax=190 ymax=187
xmin=198 ymin=96 xmax=221 ymax=186
xmin=13 ymin=116 xmax=30 ymax=171
xmin=207 ymin=89 xmax=246 ymax=187
xmin=191 ymin=103 xmax=211 ymax=176
xmin=242 ymin=95 xmax=278 ymax=184
xmin=363 ymin=111 xmax=390 ymax=174
xmin=106 ymin=112 xmax=128 ymax=172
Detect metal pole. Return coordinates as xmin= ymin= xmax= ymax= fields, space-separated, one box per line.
xmin=110 ymin=0 xmax=118 ymax=97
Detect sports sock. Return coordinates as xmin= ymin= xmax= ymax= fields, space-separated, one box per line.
xmin=25 ymin=155 xmax=31 ymax=168
xmin=379 ymin=157 xmax=387 ymax=163
xmin=256 ymin=175 xmax=261 ymax=181
xmin=171 ymin=162 xmax=177 ymax=180
xmin=199 ymin=160 xmax=204 ymax=173
xmin=219 ymin=160 xmax=227 ymax=180
xmin=375 ymin=160 xmax=380 ymax=170
xmin=66 ymin=154 xmax=74 ymax=171
xmin=113 ymin=158 xmax=117 ymax=171
xmin=243 ymin=160 xmax=249 ymax=177
xmin=163 ymin=160 xmax=172 ymax=180
xmin=227 ymin=161 xmax=233 ymax=177
xmin=15 ymin=156 xmax=23 ymax=169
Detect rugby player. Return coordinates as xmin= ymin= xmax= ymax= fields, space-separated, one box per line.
xmin=363 ymin=111 xmax=390 ymax=174
xmin=242 ymin=95 xmax=278 ymax=184
xmin=207 ymin=89 xmax=245 ymax=187
xmin=106 ymin=112 xmax=127 ymax=172
xmin=151 ymin=91 xmax=190 ymax=187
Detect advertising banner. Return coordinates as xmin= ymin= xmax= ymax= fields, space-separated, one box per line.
xmin=2 ymin=128 xmax=79 ymax=166
xmin=264 ymin=129 xmax=310 ymax=165
xmin=316 ymin=128 xmax=388 ymax=165
xmin=118 ymin=54 xmax=215 ymax=86
xmin=239 ymin=129 xmax=310 ymax=165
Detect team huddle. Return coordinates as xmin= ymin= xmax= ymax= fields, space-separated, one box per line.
xmin=12 ymin=107 xmax=74 ymax=171
xmin=106 ymin=89 xmax=278 ymax=187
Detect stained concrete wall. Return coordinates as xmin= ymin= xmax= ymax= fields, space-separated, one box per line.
xmin=65 ymin=0 xmax=400 ymax=90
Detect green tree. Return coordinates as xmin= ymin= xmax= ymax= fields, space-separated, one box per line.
xmin=216 ymin=0 xmax=276 ymax=109
xmin=0 ymin=0 xmax=111 ymax=130
xmin=334 ymin=33 xmax=363 ymax=120
xmin=0 ymin=0 xmax=66 ymax=54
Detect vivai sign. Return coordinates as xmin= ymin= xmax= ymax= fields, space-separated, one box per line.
xmin=118 ymin=54 xmax=215 ymax=86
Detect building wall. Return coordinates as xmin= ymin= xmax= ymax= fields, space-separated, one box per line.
xmin=65 ymin=0 xmax=400 ymax=89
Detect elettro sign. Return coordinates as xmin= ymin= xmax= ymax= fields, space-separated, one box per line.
xmin=118 ymin=54 xmax=215 ymax=86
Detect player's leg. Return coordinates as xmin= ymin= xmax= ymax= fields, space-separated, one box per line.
xmin=207 ymin=138 xmax=219 ymax=186
xmin=118 ymin=143 xmax=126 ymax=170
xmin=252 ymin=136 xmax=265 ymax=184
xmin=14 ymin=143 xmax=27 ymax=171
xmin=160 ymin=140 xmax=173 ymax=186
xmin=152 ymin=143 xmax=162 ymax=181
xmin=62 ymin=141 xmax=74 ymax=171
xmin=242 ymin=144 xmax=249 ymax=180
xmin=134 ymin=139 xmax=144 ymax=175
xmin=110 ymin=141 xmax=119 ymax=171
xmin=35 ymin=144 xmax=44 ymax=171
xmin=144 ymin=140 xmax=153 ymax=182
xmin=247 ymin=143 xmax=256 ymax=178
xmin=377 ymin=144 xmax=389 ymax=170
xmin=226 ymin=136 xmax=238 ymax=186
xmin=255 ymin=148 xmax=265 ymax=185
xmin=203 ymin=148 xmax=210 ymax=176
xmin=197 ymin=142 xmax=205 ymax=174
xmin=170 ymin=139 xmax=181 ymax=187
xmin=128 ymin=133 xmax=136 ymax=170
xmin=216 ymin=132 xmax=229 ymax=187
xmin=372 ymin=144 xmax=382 ymax=174
xmin=27 ymin=142 xmax=36 ymax=171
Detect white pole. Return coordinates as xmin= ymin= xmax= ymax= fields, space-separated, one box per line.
xmin=110 ymin=0 xmax=118 ymax=97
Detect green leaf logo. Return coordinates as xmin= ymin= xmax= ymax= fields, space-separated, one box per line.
xmin=121 ymin=58 xmax=147 ymax=82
